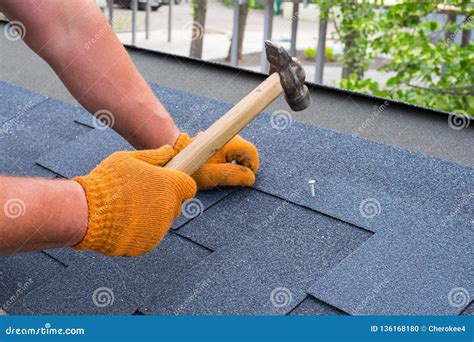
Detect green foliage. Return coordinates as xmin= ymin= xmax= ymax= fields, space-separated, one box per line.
xmin=304 ymin=46 xmax=317 ymax=60
xmin=318 ymin=0 xmax=474 ymax=115
xmin=248 ymin=0 xmax=264 ymax=9
xmin=315 ymin=0 xmax=378 ymax=77
xmin=191 ymin=0 xmax=198 ymax=18
xmin=221 ymin=0 xmax=263 ymax=9
xmin=304 ymin=46 xmax=338 ymax=62
xmin=325 ymin=46 xmax=336 ymax=62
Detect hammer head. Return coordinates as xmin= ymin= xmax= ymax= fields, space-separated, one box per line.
xmin=265 ymin=40 xmax=311 ymax=112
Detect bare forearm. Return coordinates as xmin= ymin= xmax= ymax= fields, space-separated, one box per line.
xmin=0 ymin=176 xmax=87 ymax=255
xmin=0 ymin=0 xmax=179 ymax=149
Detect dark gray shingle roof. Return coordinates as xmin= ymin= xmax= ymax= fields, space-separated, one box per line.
xmin=0 ymin=81 xmax=472 ymax=316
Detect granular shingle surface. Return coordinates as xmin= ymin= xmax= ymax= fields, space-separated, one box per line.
xmin=0 ymin=252 xmax=65 ymax=314
xmin=37 ymin=128 xmax=132 ymax=178
xmin=175 ymin=188 xmax=372 ymax=252
xmin=1 ymin=98 xmax=91 ymax=177
xmin=9 ymin=262 xmax=136 ymax=315
xmin=0 ymin=80 xmax=48 ymax=124
xmin=461 ymin=302 xmax=474 ymax=316
xmin=289 ymin=296 xmax=347 ymax=316
xmin=143 ymin=189 xmax=372 ymax=315
xmin=246 ymin=115 xmax=473 ymax=235
xmin=43 ymin=233 xmax=211 ymax=306
xmin=0 ymin=80 xmax=472 ymax=316
xmin=307 ymin=227 xmax=473 ymax=315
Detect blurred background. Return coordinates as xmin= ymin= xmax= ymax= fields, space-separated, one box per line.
xmin=4 ymin=0 xmax=473 ymax=116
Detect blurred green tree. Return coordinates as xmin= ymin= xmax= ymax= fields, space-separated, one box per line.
xmin=335 ymin=0 xmax=473 ymax=116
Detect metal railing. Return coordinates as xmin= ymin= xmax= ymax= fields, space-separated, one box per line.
xmin=105 ymin=0 xmax=312 ymax=74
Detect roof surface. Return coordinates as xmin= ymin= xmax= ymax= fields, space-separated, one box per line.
xmin=0 ymin=80 xmax=472 ymax=316
xmin=0 ymin=21 xmax=472 ymax=316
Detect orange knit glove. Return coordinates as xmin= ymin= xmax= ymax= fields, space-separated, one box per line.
xmin=73 ymin=146 xmax=196 ymax=257
xmin=173 ymin=133 xmax=259 ymax=190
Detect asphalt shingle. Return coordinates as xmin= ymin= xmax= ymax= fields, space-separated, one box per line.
xmin=1 ymin=81 xmax=472 ymax=316
xmin=0 ymin=80 xmax=48 ymax=124
xmin=9 ymin=262 xmax=135 ymax=315
xmin=143 ymin=84 xmax=473 ymax=316
xmin=461 ymin=302 xmax=473 ymax=316
xmin=1 ymin=97 xmax=91 ymax=177
xmin=246 ymin=115 xmax=473 ymax=235
xmin=43 ymin=233 xmax=211 ymax=308
xmin=289 ymin=296 xmax=347 ymax=316
xmin=0 ymin=252 xmax=65 ymax=314
xmin=307 ymin=226 xmax=473 ymax=315
xmin=37 ymin=128 xmax=132 ymax=178
xmin=143 ymin=188 xmax=371 ymax=315
xmin=244 ymin=115 xmax=473 ymax=315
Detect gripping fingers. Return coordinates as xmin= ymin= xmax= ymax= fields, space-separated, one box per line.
xmin=192 ymin=163 xmax=256 ymax=190
xmin=222 ymin=136 xmax=259 ymax=173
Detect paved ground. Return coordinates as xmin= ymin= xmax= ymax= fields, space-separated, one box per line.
xmin=111 ymin=0 xmax=324 ymax=60
xmin=107 ymin=1 xmax=392 ymax=85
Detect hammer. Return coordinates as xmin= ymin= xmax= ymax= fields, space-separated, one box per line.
xmin=166 ymin=41 xmax=311 ymax=174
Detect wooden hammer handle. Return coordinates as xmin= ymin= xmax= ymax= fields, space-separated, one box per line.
xmin=165 ymin=72 xmax=283 ymax=175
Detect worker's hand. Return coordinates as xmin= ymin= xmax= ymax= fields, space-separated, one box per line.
xmin=173 ymin=133 xmax=259 ymax=190
xmin=73 ymin=146 xmax=196 ymax=257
